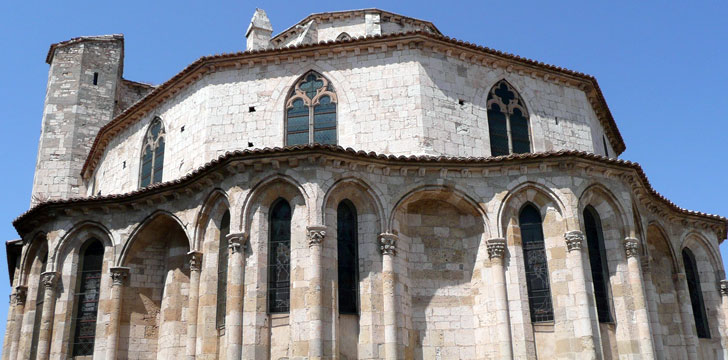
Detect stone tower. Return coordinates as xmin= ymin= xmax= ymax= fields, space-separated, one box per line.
xmin=31 ymin=35 xmax=124 ymax=204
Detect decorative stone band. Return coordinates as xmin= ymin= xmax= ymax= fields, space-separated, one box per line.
xmin=109 ymin=267 xmax=130 ymax=287
xmin=187 ymin=251 xmax=203 ymax=271
xmin=624 ymin=237 xmax=640 ymax=258
xmin=40 ymin=271 xmax=58 ymax=290
xmin=12 ymin=286 xmax=27 ymax=306
xmin=720 ymin=279 xmax=728 ymax=297
xmin=378 ymin=233 xmax=398 ymax=256
xmin=307 ymin=225 xmax=327 ymax=247
xmin=226 ymin=232 xmax=249 ymax=254
xmin=486 ymin=238 xmax=507 ymax=259
xmin=564 ymin=230 xmax=584 ymax=252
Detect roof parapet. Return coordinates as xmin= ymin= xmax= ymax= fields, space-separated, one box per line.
xmin=246 ymin=8 xmax=273 ymax=51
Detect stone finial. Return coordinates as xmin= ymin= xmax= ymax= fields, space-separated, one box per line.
xmin=246 ymin=8 xmax=273 ymax=51
xmin=624 ymin=237 xmax=640 ymax=258
xmin=486 ymin=238 xmax=507 ymax=259
xmin=109 ymin=267 xmax=130 ymax=287
xmin=564 ymin=230 xmax=584 ymax=252
xmin=188 ymin=251 xmax=203 ymax=272
xmin=720 ymin=280 xmax=728 ymax=297
xmin=378 ymin=233 xmax=398 ymax=256
xmin=227 ymin=232 xmax=248 ymax=254
xmin=40 ymin=271 xmax=58 ymax=290
xmin=13 ymin=286 xmax=27 ymax=306
xmin=307 ymin=226 xmax=327 ymax=247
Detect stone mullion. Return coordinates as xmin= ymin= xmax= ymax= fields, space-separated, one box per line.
xmin=378 ymin=233 xmax=398 ymax=360
xmin=307 ymin=225 xmax=326 ymax=359
xmin=106 ymin=267 xmax=129 ymax=360
xmin=185 ymin=252 xmax=202 ymax=360
xmin=623 ymin=238 xmax=656 ymax=359
xmin=225 ymin=232 xmax=247 ymax=360
xmin=563 ymin=230 xmax=599 ymax=358
xmin=486 ymin=238 xmax=513 ymax=359
xmin=7 ymin=286 xmax=27 ymax=360
xmin=676 ymin=271 xmax=699 ymax=359
xmin=36 ymin=272 xmax=58 ymax=360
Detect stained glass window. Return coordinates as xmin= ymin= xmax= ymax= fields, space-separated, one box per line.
xmin=519 ymin=204 xmax=554 ymax=323
xmin=285 ymin=71 xmax=337 ymax=146
xmin=216 ymin=211 xmax=230 ymax=329
xmin=337 ymin=200 xmax=358 ymax=314
xmin=269 ymin=199 xmax=291 ymax=313
xmin=487 ymin=80 xmax=531 ymax=156
xmin=584 ymin=206 xmax=613 ymax=323
xmin=72 ymin=240 xmax=104 ymax=356
xmin=140 ymin=117 xmax=165 ymax=188
xmin=682 ymin=248 xmax=710 ymax=338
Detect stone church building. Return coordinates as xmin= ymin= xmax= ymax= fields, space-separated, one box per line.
xmin=3 ymin=8 xmax=728 ymax=360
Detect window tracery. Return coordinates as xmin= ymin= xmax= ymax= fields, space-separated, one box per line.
xmin=583 ymin=206 xmax=613 ymax=322
xmin=337 ymin=200 xmax=358 ymax=314
xmin=72 ymin=240 xmax=104 ymax=356
xmin=269 ymin=199 xmax=292 ymax=313
xmin=487 ymin=80 xmax=531 ymax=156
xmin=140 ymin=117 xmax=165 ymax=188
xmin=519 ymin=203 xmax=554 ymax=323
xmin=682 ymin=248 xmax=710 ymax=338
xmin=285 ymin=71 xmax=337 ymax=146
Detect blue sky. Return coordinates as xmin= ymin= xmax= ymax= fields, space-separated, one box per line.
xmin=0 ymin=0 xmax=726 ymax=348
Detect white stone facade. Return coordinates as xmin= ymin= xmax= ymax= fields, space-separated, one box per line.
xmin=4 ymin=8 xmax=727 ymax=360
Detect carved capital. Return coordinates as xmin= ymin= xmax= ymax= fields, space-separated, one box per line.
xmin=13 ymin=286 xmax=27 ymax=306
xmin=624 ymin=237 xmax=640 ymax=258
xmin=486 ymin=238 xmax=507 ymax=259
xmin=720 ymin=280 xmax=728 ymax=297
xmin=564 ymin=230 xmax=584 ymax=252
xmin=188 ymin=251 xmax=203 ymax=271
xmin=307 ymin=225 xmax=327 ymax=247
xmin=378 ymin=233 xmax=398 ymax=256
xmin=109 ymin=267 xmax=130 ymax=287
xmin=40 ymin=271 xmax=58 ymax=290
xmin=226 ymin=232 xmax=248 ymax=254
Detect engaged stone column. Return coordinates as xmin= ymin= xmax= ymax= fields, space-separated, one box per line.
xmin=8 ymin=285 xmax=27 ymax=360
xmin=107 ymin=267 xmax=129 ymax=360
xmin=675 ymin=272 xmax=698 ymax=360
xmin=307 ymin=225 xmax=327 ymax=359
xmin=226 ymin=233 xmax=247 ymax=360
xmin=623 ymin=238 xmax=655 ymax=359
xmin=719 ymin=280 xmax=728 ymax=360
xmin=563 ymin=230 xmax=598 ymax=355
xmin=486 ymin=238 xmax=513 ymax=359
xmin=36 ymin=271 xmax=58 ymax=360
xmin=185 ymin=251 xmax=202 ymax=360
xmin=379 ymin=232 xmax=398 ymax=360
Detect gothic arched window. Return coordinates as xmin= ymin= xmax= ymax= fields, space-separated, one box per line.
xmin=519 ymin=203 xmax=554 ymax=322
xmin=487 ymin=80 xmax=531 ymax=156
xmin=682 ymin=248 xmax=710 ymax=338
xmin=140 ymin=117 xmax=166 ymax=188
xmin=269 ymin=199 xmax=292 ymax=313
xmin=72 ymin=240 xmax=104 ymax=356
xmin=285 ymin=71 xmax=337 ymax=146
xmin=216 ymin=211 xmax=230 ymax=329
xmin=583 ymin=206 xmax=613 ymax=322
xmin=337 ymin=200 xmax=358 ymax=314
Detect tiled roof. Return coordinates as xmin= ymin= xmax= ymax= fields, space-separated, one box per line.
xmin=79 ymin=30 xmax=627 ymax=179
xmin=16 ymin=146 xmax=727 ymax=240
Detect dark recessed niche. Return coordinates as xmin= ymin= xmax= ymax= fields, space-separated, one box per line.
xmin=93 ymin=72 xmax=99 ymax=85
xmin=122 ymin=161 xmax=126 ymax=169
xmin=458 ymin=99 xmax=465 ymax=106
xmin=249 ymin=106 xmax=256 ymax=112
xmin=555 ymin=117 xmax=559 ymax=125
xmin=181 ymin=125 xmax=185 ymax=132
xmin=248 ymin=142 xmax=254 ymax=147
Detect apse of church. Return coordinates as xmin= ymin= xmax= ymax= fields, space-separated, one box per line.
xmin=4 ymin=8 xmax=728 ymax=360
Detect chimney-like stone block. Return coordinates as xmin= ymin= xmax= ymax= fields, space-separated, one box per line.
xmin=246 ymin=8 xmax=273 ymax=51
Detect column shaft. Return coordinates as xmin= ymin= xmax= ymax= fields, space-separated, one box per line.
xmin=677 ymin=272 xmax=699 ymax=360
xmin=7 ymin=286 xmax=27 ymax=360
xmin=106 ymin=267 xmax=129 ymax=360
xmin=307 ymin=226 xmax=326 ymax=359
xmin=36 ymin=272 xmax=58 ymax=360
xmin=185 ymin=252 xmax=202 ymax=360
xmin=487 ymin=238 xmax=513 ymax=359
xmin=226 ymin=233 xmax=246 ymax=360
xmin=564 ymin=231 xmax=599 ymax=357
xmin=624 ymin=238 xmax=655 ymax=359
xmin=379 ymin=233 xmax=398 ymax=360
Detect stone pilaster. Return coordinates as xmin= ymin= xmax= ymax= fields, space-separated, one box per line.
xmin=36 ymin=272 xmax=58 ymax=360
xmin=563 ymin=230 xmax=599 ymax=357
xmin=226 ymin=232 xmax=247 ymax=360
xmin=186 ymin=251 xmax=202 ymax=360
xmin=7 ymin=285 xmax=27 ymax=360
xmin=486 ymin=238 xmax=513 ymax=359
xmin=378 ymin=232 xmax=398 ymax=360
xmin=307 ymin=225 xmax=327 ymax=359
xmin=623 ymin=238 xmax=655 ymax=359
xmin=107 ymin=267 xmax=129 ymax=360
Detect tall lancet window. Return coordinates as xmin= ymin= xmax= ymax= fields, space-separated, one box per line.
xmin=337 ymin=200 xmax=358 ymax=314
xmin=269 ymin=199 xmax=292 ymax=313
xmin=583 ymin=206 xmax=613 ymax=322
xmin=519 ymin=203 xmax=554 ymax=322
xmin=140 ymin=117 xmax=166 ymax=187
xmin=487 ymin=80 xmax=531 ymax=156
xmin=285 ymin=71 xmax=338 ymax=146
xmin=72 ymin=240 xmax=104 ymax=356
xmin=682 ymin=248 xmax=710 ymax=338
xmin=216 ymin=211 xmax=230 ymax=329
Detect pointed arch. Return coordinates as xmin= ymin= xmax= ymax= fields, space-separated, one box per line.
xmin=140 ymin=116 xmax=166 ymax=187
xmin=583 ymin=205 xmax=613 ymax=323
xmin=240 ymin=174 xmax=310 ymax=234
xmin=487 ymin=79 xmax=531 ymax=156
xmin=682 ymin=247 xmax=710 ymax=338
xmin=192 ymin=188 xmax=231 ymax=251
xmin=321 ymin=176 xmax=386 ymax=234
xmin=519 ymin=202 xmax=554 ymax=322
xmin=268 ymin=198 xmax=292 ymax=313
xmin=497 ymin=181 xmax=566 ymax=238
xmin=117 ymin=210 xmax=189 ymax=266
xmin=49 ymin=221 xmax=114 ymax=273
xmin=285 ymin=70 xmax=338 ymax=145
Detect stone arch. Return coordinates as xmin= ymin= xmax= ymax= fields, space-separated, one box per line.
xmin=682 ymin=232 xmax=723 ymax=279
xmin=50 ymin=221 xmax=114 ymax=273
xmin=646 ymin=222 xmax=679 ymax=273
xmin=193 ymin=188 xmax=231 ymax=251
xmin=321 ymin=176 xmax=386 ymax=233
xmin=18 ymin=232 xmax=48 ymax=286
xmin=240 ymin=174 xmax=311 ymax=234
xmin=497 ymin=181 xmax=566 ymax=239
xmin=117 ymin=210 xmax=190 ymax=266
xmin=577 ymin=183 xmax=630 ymax=241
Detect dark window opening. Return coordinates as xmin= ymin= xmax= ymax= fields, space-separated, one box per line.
xmin=286 ymin=71 xmax=338 ymax=146
xmin=602 ymin=136 xmax=610 ymax=158
xmin=584 ymin=206 xmax=613 ymax=322
xmin=269 ymin=199 xmax=291 ymax=313
xmin=337 ymin=200 xmax=359 ymax=314
xmin=249 ymin=106 xmax=256 ymax=112
xmin=140 ymin=117 xmax=165 ymax=188
xmin=92 ymin=72 xmax=98 ymax=85
xmin=519 ymin=203 xmax=554 ymax=323
xmin=216 ymin=211 xmax=230 ymax=329
xmin=683 ymin=248 xmax=710 ymax=338
xmin=458 ymin=99 xmax=465 ymax=106
xmin=180 ymin=125 xmax=185 ymax=132
xmin=72 ymin=240 xmax=104 ymax=356
xmin=487 ymin=80 xmax=531 ymax=156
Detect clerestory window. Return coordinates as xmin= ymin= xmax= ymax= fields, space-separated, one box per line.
xmin=71 ymin=240 xmax=104 ymax=356
xmin=682 ymin=248 xmax=710 ymax=338
xmin=285 ymin=71 xmax=338 ymax=146
xmin=140 ymin=117 xmax=165 ymax=188
xmin=487 ymin=80 xmax=531 ymax=156
xmin=519 ymin=203 xmax=554 ymax=323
